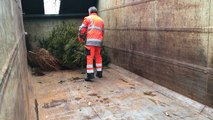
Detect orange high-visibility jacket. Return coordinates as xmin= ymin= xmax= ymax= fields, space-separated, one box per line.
xmin=79 ymin=13 xmax=104 ymax=46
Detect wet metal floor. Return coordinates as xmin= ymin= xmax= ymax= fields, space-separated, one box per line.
xmin=33 ymin=64 xmax=213 ymax=120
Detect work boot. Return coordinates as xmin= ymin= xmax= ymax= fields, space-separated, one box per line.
xmin=96 ymin=71 xmax=102 ymax=78
xmin=85 ymin=73 xmax=94 ymax=82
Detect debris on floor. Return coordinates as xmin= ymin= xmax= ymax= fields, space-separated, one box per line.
xmin=144 ymin=91 xmax=157 ymax=97
xmin=88 ymin=93 xmax=98 ymax=97
xmin=33 ymin=64 xmax=213 ymax=120
xmin=58 ymin=80 xmax=65 ymax=84
xmin=32 ymin=68 xmax=45 ymax=76
xmin=120 ymin=78 xmax=128 ymax=83
xmin=43 ymin=99 xmax=67 ymax=109
xmin=164 ymin=111 xmax=170 ymax=117
xmin=72 ymin=77 xmax=82 ymax=80
xmin=75 ymin=97 xmax=82 ymax=101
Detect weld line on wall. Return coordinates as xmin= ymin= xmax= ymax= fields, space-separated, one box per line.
xmin=105 ymin=27 xmax=213 ymax=33
xmin=105 ymin=46 xmax=211 ymax=73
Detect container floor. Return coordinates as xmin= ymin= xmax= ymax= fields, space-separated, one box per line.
xmin=33 ymin=64 xmax=213 ymax=120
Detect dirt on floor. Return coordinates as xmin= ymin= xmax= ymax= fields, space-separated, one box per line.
xmin=32 ymin=64 xmax=213 ymax=120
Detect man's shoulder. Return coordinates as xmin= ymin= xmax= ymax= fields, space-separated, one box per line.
xmin=84 ymin=16 xmax=90 ymax=19
xmin=95 ymin=15 xmax=104 ymax=22
xmin=86 ymin=15 xmax=104 ymax=23
xmin=98 ymin=17 xmax=104 ymax=23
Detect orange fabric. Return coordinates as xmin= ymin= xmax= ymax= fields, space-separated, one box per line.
xmin=79 ymin=13 xmax=104 ymax=46
xmin=86 ymin=46 xmax=102 ymax=73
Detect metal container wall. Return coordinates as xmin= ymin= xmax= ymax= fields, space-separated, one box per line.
xmin=98 ymin=0 xmax=213 ymax=107
xmin=0 ymin=0 xmax=35 ymax=119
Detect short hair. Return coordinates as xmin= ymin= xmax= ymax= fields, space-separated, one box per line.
xmin=88 ymin=6 xmax=97 ymax=14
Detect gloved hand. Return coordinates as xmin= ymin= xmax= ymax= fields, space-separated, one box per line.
xmin=78 ymin=36 xmax=83 ymax=43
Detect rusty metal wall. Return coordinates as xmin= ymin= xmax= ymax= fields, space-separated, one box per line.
xmin=0 ymin=0 xmax=35 ymax=119
xmin=98 ymin=0 xmax=213 ymax=107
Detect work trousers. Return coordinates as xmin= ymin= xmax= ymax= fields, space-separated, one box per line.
xmin=86 ymin=46 xmax=102 ymax=74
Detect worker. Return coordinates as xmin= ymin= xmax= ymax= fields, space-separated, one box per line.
xmin=78 ymin=6 xmax=104 ymax=81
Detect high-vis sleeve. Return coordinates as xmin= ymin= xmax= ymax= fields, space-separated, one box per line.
xmin=78 ymin=17 xmax=89 ymax=37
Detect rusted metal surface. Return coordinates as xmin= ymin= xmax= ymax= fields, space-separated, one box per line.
xmin=33 ymin=64 xmax=213 ymax=119
xmin=98 ymin=0 xmax=213 ymax=107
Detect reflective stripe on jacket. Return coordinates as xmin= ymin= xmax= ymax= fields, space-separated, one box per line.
xmin=79 ymin=13 xmax=104 ymax=46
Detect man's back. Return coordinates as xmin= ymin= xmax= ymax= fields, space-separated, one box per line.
xmin=84 ymin=13 xmax=104 ymax=46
